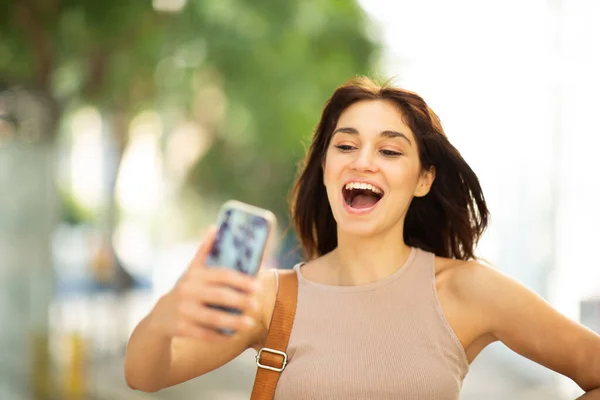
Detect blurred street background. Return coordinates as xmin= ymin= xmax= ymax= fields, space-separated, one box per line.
xmin=1 ymin=0 xmax=599 ymax=399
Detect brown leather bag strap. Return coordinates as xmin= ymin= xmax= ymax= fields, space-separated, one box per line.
xmin=250 ymin=268 xmax=298 ymax=400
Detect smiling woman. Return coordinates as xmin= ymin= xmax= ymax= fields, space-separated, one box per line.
xmin=291 ymin=77 xmax=488 ymax=262
xmin=124 ymin=77 xmax=600 ymax=400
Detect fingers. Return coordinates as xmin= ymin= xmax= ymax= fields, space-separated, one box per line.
xmin=194 ymin=286 xmax=260 ymax=314
xmin=164 ymin=226 xmax=264 ymax=341
xmin=181 ymin=267 xmax=258 ymax=296
xmin=200 ymin=268 xmax=260 ymax=294
xmin=189 ymin=226 xmax=218 ymax=269
xmin=197 ymin=306 xmax=255 ymax=332
xmin=177 ymin=301 xmax=256 ymax=338
xmin=173 ymin=277 xmax=260 ymax=330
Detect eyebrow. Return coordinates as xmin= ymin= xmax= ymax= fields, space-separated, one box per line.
xmin=332 ymin=127 xmax=412 ymax=146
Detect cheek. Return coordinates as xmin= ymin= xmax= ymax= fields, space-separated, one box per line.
xmin=322 ymin=165 xmax=338 ymax=202
xmin=323 ymin=167 xmax=335 ymax=189
xmin=388 ymin=163 xmax=421 ymax=189
xmin=322 ymin=154 xmax=339 ymax=186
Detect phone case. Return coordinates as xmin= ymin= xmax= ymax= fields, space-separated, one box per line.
xmin=205 ymin=200 xmax=276 ymax=334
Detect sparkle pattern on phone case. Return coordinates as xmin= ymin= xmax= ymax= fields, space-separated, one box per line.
xmin=205 ymin=208 xmax=269 ymax=275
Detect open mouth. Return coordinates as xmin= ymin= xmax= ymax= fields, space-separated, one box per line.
xmin=342 ymin=182 xmax=384 ymax=210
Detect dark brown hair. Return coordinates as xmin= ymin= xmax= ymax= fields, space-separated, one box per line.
xmin=290 ymin=76 xmax=489 ymax=261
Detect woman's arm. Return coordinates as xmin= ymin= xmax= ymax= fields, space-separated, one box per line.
xmin=453 ymin=262 xmax=600 ymax=394
xmin=124 ymin=229 xmax=276 ymax=392
xmin=124 ymin=298 xmax=263 ymax=392
xmin=125 ymin=269 xmax=277 ymax=391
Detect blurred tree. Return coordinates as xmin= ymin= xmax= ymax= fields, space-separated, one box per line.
xmin=0 ymin=1 xmax=178 ymax=293
xmin=185 ymin=0 xmax=379 ymax=223
xmin=0 ymin=0 xmax=379 ymax=273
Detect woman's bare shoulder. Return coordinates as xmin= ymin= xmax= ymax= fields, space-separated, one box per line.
xmin=434 ymin=255 xmax=497 ymax=293
xmin=433 ymin=256 xmax=504 ymax=360
xmin=433 ymin=255 xmax=534 ymax=332
xmin=294 ymin=255 xmax=328 ymax=282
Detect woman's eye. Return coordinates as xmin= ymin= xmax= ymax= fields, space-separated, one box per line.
xmin=381 ymin=149 xmax=402 ymax=157
xmin=334 ymin=145 xmax=355 ymax=152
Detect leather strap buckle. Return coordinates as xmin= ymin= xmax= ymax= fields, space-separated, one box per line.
xmin=256 ymin=347 xmax=288 ymax=372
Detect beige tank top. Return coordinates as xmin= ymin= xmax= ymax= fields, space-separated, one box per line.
xmin=273 ymin=247 xmax=469 ymax=400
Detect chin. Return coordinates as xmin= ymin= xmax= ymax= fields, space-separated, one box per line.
xmin=335 ymin=218 xmax=383 ymax=239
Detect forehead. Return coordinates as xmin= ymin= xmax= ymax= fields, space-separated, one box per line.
xmin=335 ymin=100 xmax=414 ymax=140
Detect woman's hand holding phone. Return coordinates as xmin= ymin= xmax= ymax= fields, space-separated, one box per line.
xmin=148 ymin=227 xmax=262 ymax=343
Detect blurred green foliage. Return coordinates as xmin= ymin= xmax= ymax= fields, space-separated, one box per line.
xmin=186 ymin=0 xmax=379 ymax=220
xmin=58 ymin=188 xmax=94 ymax=225
xmin=0 ymin=0 xmax=379 ymax=223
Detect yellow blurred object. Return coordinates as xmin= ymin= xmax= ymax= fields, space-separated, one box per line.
xmin=32 ymin=331 xmax=54 ymax=399
xmin=64 ymin=332 xmax=87 ymax=400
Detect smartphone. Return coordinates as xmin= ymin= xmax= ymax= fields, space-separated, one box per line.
xmin=205 ymin=200 xmax=277 ymax=334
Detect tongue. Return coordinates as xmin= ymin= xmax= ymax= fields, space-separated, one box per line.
xmin=351 ymin=193 xmax=379 ymax=209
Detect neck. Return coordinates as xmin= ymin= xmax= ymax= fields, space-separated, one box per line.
xmin=327 ymin=226 xmax=412 ymax=286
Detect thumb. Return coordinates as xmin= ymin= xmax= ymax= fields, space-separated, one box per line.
xmin=190 ymin=225 xmax=218 ymax=269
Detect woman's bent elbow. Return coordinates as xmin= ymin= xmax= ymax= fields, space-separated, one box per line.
xmin=125 ymin=378 xmax=162 ymax=393
xmin=124 ymin=366 xmax=165 ymax=393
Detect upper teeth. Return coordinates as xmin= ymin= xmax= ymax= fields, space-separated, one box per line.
xmin=345 ymin=182 xmax=383 ymax=195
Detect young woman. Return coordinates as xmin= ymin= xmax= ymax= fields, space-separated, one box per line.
xmin=124 ymin=77 xmax=600 ymax=399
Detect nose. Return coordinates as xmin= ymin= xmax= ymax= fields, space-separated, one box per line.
xmin=349 ymin=148 xmax=379 ymax=173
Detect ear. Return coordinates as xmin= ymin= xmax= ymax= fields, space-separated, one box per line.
xmin=414 ymin=165 xmax=436 ymax=197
